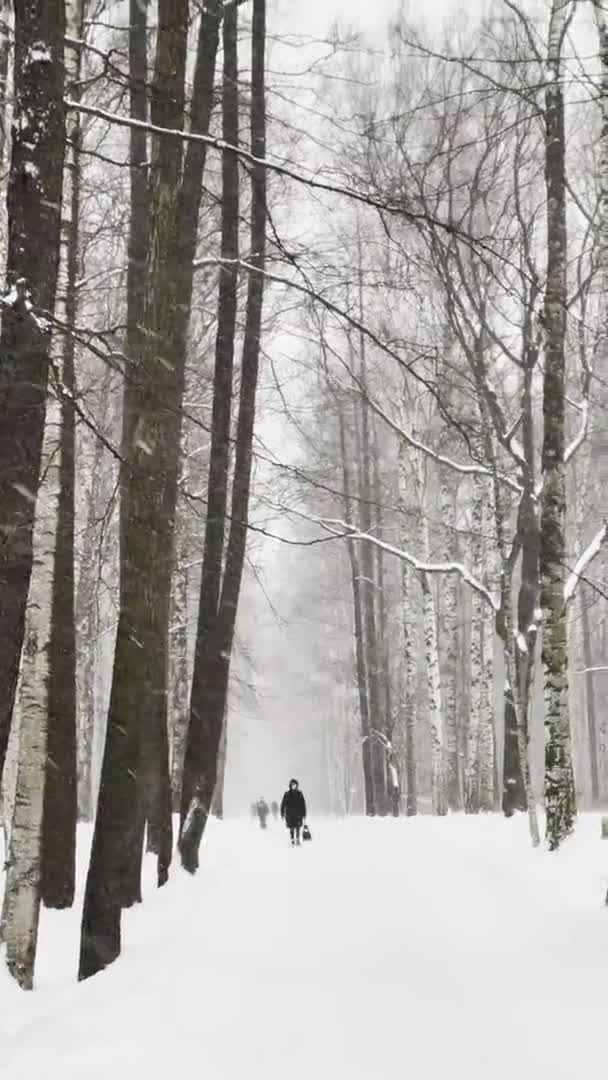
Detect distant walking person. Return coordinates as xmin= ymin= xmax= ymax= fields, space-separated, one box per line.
xmin=280 ymin=778 xmax=307 ymax=846
xmin=270 ymin=800 xmax=279 ymax=821
xmin=256 ymin=797 xmax=269 ymax=829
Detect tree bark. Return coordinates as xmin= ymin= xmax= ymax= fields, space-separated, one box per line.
xmin=464 ymin=476 xmax=484 ymax=813
xmin=41 ymin=3 xmax=85 ymax=912
xmin=420 ymin=566 xmax=447 ymax=816
xmin=439 ymin=473 xmax=462 ymax=811
xmin=180 ymin=0 xmax=266 ymax=873
xmin=356 ymin=353 xmax=386 ymax=814
xmin=581 ymin=583 xmax=600 ymax=804
xmin=397 ymin=444 xmax=418 ymax=816
xmin=0 ymin=0 xmax=66 ymax=790
xmin=169 ymin=533 xmax=190 ymax=812
xmin=541 ymin=0 xmax=576 ymax=851
xmin=589 ymin=0 xmax=608 ymax=806
xmin=80 ymin=0 xmax=192 ymax=980
xmin=211 ymin=717 xmax=227 ymax=819
xmin=2 ymin=347 xmax=62 ymax=989
xmin=336 ymin=399 xmax=374 ymax=813
xmin=479 ymin=498 xmax=497 ymax=812
xmin=0 ymin=1 xmax=10 ymax=164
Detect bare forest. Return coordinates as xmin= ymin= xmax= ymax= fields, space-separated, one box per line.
xmin=0 ymin=0 xmax=606 ymax=996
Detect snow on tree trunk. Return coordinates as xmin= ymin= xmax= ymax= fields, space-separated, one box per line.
xmin=2 ymin=376 xmax=61 ymax=988
xmin=464 ymin=476 xmax=484 ymax=814
xmin=0 ymin=0 xmax=66 ymax=790
xmin=439 ymin=473 xmax=462 ymax=811
xmin=541 ymin=0 xmax=576 ymax=851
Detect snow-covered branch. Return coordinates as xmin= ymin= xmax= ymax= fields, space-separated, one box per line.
xmin=564 ymin=400 xmax=589 ymax=463
xmin=303 ymin=512 xmax=499 ymax=611
xmin=335 ymin=357 xmax=521 ymax=491
xmin=564 ymin=523 xmax=607 ymax=602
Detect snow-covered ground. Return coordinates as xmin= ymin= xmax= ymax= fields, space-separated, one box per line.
xmin=2 ymin=814 xmax=608 ymax=1078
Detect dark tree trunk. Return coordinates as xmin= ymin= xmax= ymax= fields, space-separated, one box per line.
xmin=502 ymin=684 xmax=527 ymax=816
xmin=138 ymin=0 xmax=222 ymax=871
xmin=0 ymin=0 xmax=66 ymax=789
xmin=358 ymin=402 xmax=386 ymax=815
xmin=541 ymin=2 xmax=576 ymax=850
xmin=211 ymin=719 xmax=227 ymax=818
xmin=352 ymin=326 xmax=386 ymax=814
xmin=125 ymin=0 xmax=149 ymax=361
xmin=41 ymin=20 xmax=85 ymax=910
xmin=502 ymin=367 xmax=539 ymax=818
xmin=0 ymin=1 xmax=10 ymax=162
xmin=336 ymin=400 xmax=374 ymax=814
xmin=179 ymin=0 xmax=240 ymax=859
xmin=180 ymin=0 xmax=267 ymax=873
xmin=581 ymin=584 xmax=600 ymax=804
xmin=80 ymin=0 xmax=191 ymax=979
xmin=135 ymin=0 xmax=193 ymax=881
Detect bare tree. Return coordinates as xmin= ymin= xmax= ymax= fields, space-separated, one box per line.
xmin=0 ymin=0 xmax=66 ymax=789
xmin=180 ymin=0 xmax=268 ymax=871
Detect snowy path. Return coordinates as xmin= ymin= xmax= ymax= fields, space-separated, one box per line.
xmin=2 ymin=815 xmax=608 ymax=1078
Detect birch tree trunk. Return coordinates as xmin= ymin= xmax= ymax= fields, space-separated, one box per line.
xmin=74 ymin=397 xmax=113 ymax=823
xmin=0 ymin=0 xmax=66 ymax=789
xmin=580 ymin=584 xmax=600 ymax=803
xmin=2 ymin=373 xmax=61 ymax=988
xmin=402 ymin=560 xmax=418 ymax=817
xmin=464 ymin=476 xmax=484 ymax=813
xmin=420 ymin=566 xmax=447 ymax=816
xmin=41 ymin=3 xmax=84 ymax=911
xmin=397 ymin=445 xmax=417 ymax=816
xmin=541 ymin=0 xmax=576 ymax=850
xmin=169 ymin=535 xmax=190 ymax=812
xmin=479 ymin=497 xmax=497 ymax=812
xmin=439 ymin=473 xmax=462 ymax=811
xmin=590 ymin=0 xmax=608 ymax=805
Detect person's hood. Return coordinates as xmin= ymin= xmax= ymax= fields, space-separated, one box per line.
xmin=289 ymin=779 xmax=299 ymax=789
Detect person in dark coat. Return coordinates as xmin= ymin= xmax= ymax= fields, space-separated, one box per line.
xmin=280 ymin=778 xmax=307 ymax=845
xmin=256 ymin=797 xmax=269 ymax=829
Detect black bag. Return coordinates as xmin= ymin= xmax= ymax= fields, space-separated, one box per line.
xmin=302 ymin=824 xmax=311 ymax=842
